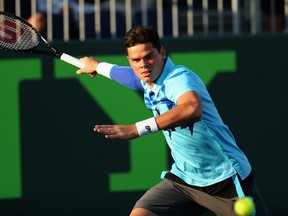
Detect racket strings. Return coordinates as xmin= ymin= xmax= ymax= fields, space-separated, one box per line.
xmin=0 ymin=14 xmax=39 ymax=51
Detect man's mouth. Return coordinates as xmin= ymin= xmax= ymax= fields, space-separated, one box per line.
xmin=142 ymin=70 xmax=151 ymax=77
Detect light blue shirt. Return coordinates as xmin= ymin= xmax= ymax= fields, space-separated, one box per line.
xmin=110 ymin=57 xmax=251 ymax=187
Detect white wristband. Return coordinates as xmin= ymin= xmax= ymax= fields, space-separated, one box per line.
xmin=135 ymin=117 xmax=158 ymax=136
xmin=96 ymin=62 xmax=116 ymax=79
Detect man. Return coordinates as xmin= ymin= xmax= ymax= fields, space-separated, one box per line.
xmin=76 ymin=26 xmax=269 ymax=216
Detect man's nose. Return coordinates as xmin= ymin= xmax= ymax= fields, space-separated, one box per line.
xmin=140 ymin=59 xmax=149 ymax=68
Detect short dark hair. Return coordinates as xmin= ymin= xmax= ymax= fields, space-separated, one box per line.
xmin=124 ymin=26 xmax=162 ymax=52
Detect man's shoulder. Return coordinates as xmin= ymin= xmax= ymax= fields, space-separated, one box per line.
xmin=166 ymin=64 xmax=192 ymax=80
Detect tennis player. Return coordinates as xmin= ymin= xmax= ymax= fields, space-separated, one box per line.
xmin=76 ymin=26 xmax=269 ymax=216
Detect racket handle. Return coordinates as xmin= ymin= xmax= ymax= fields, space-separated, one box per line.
xmin=60 ymin=53 xmax=84 ymax=68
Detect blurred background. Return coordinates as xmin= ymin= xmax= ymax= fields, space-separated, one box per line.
xmin=0 ymin=0 xmax=287 ymax=215
xmin=1 ymin=0 xmax=287 ymax=41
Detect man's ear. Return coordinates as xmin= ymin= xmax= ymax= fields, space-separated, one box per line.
xmin=160 ymin=47 xmax=166 ymax=58
xmin=126 ymin=56 xmax=131 ymax=66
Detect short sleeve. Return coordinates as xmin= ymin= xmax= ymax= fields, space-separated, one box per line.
xmin=164 ymin=71 xmax=200 ymax=102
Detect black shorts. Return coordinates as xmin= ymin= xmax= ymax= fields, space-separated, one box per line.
xmin=133 ymin=172 xmax=270 ymax=216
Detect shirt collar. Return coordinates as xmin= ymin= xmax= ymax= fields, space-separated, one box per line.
xmin=142 ymin=57 xmax=174 ymax=93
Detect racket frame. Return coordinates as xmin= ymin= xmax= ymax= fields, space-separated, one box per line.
xmin=0 ymin=11 xmax=84 ymax=68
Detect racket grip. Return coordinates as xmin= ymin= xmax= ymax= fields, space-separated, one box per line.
xmin=60 ymin=53 xmax=84 ymax=68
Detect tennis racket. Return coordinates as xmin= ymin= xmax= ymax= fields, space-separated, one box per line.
xmin=0 ymin=11 xmax=84 ymax=68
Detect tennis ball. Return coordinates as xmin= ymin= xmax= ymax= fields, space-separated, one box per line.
xmin=234 ymin=196 xmax=255 ymax=216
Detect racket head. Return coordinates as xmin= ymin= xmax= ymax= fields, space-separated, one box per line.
xmin=0 ymin=11 xmax=41 ymax=52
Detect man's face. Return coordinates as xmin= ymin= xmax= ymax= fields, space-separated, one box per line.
xmin=127 ymin=42 xmax=166 ymax=88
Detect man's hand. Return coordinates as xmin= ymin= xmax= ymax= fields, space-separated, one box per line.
xmin=76 ymin=56 xmax=99 ymax=77
xmin=94 ymin=125 xmax=139 ymax=140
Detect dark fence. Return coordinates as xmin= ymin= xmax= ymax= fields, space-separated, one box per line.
xmin=1 ymin=0 xmax=288 ymax=41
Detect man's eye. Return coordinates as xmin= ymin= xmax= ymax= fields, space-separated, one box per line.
xmin=146 ymin=55 xmax=153 ymax=60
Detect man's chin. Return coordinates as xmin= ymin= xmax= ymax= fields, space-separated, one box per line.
xmin=142 ymin=78 xmax=151 ymax=83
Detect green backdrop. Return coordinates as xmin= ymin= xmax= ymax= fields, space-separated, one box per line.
xmin=0 ymin=35 xmax=287 ymax=215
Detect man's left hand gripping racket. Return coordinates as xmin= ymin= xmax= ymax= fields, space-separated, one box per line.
xmin=0 ymin=11 xmax=84 ymax=68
